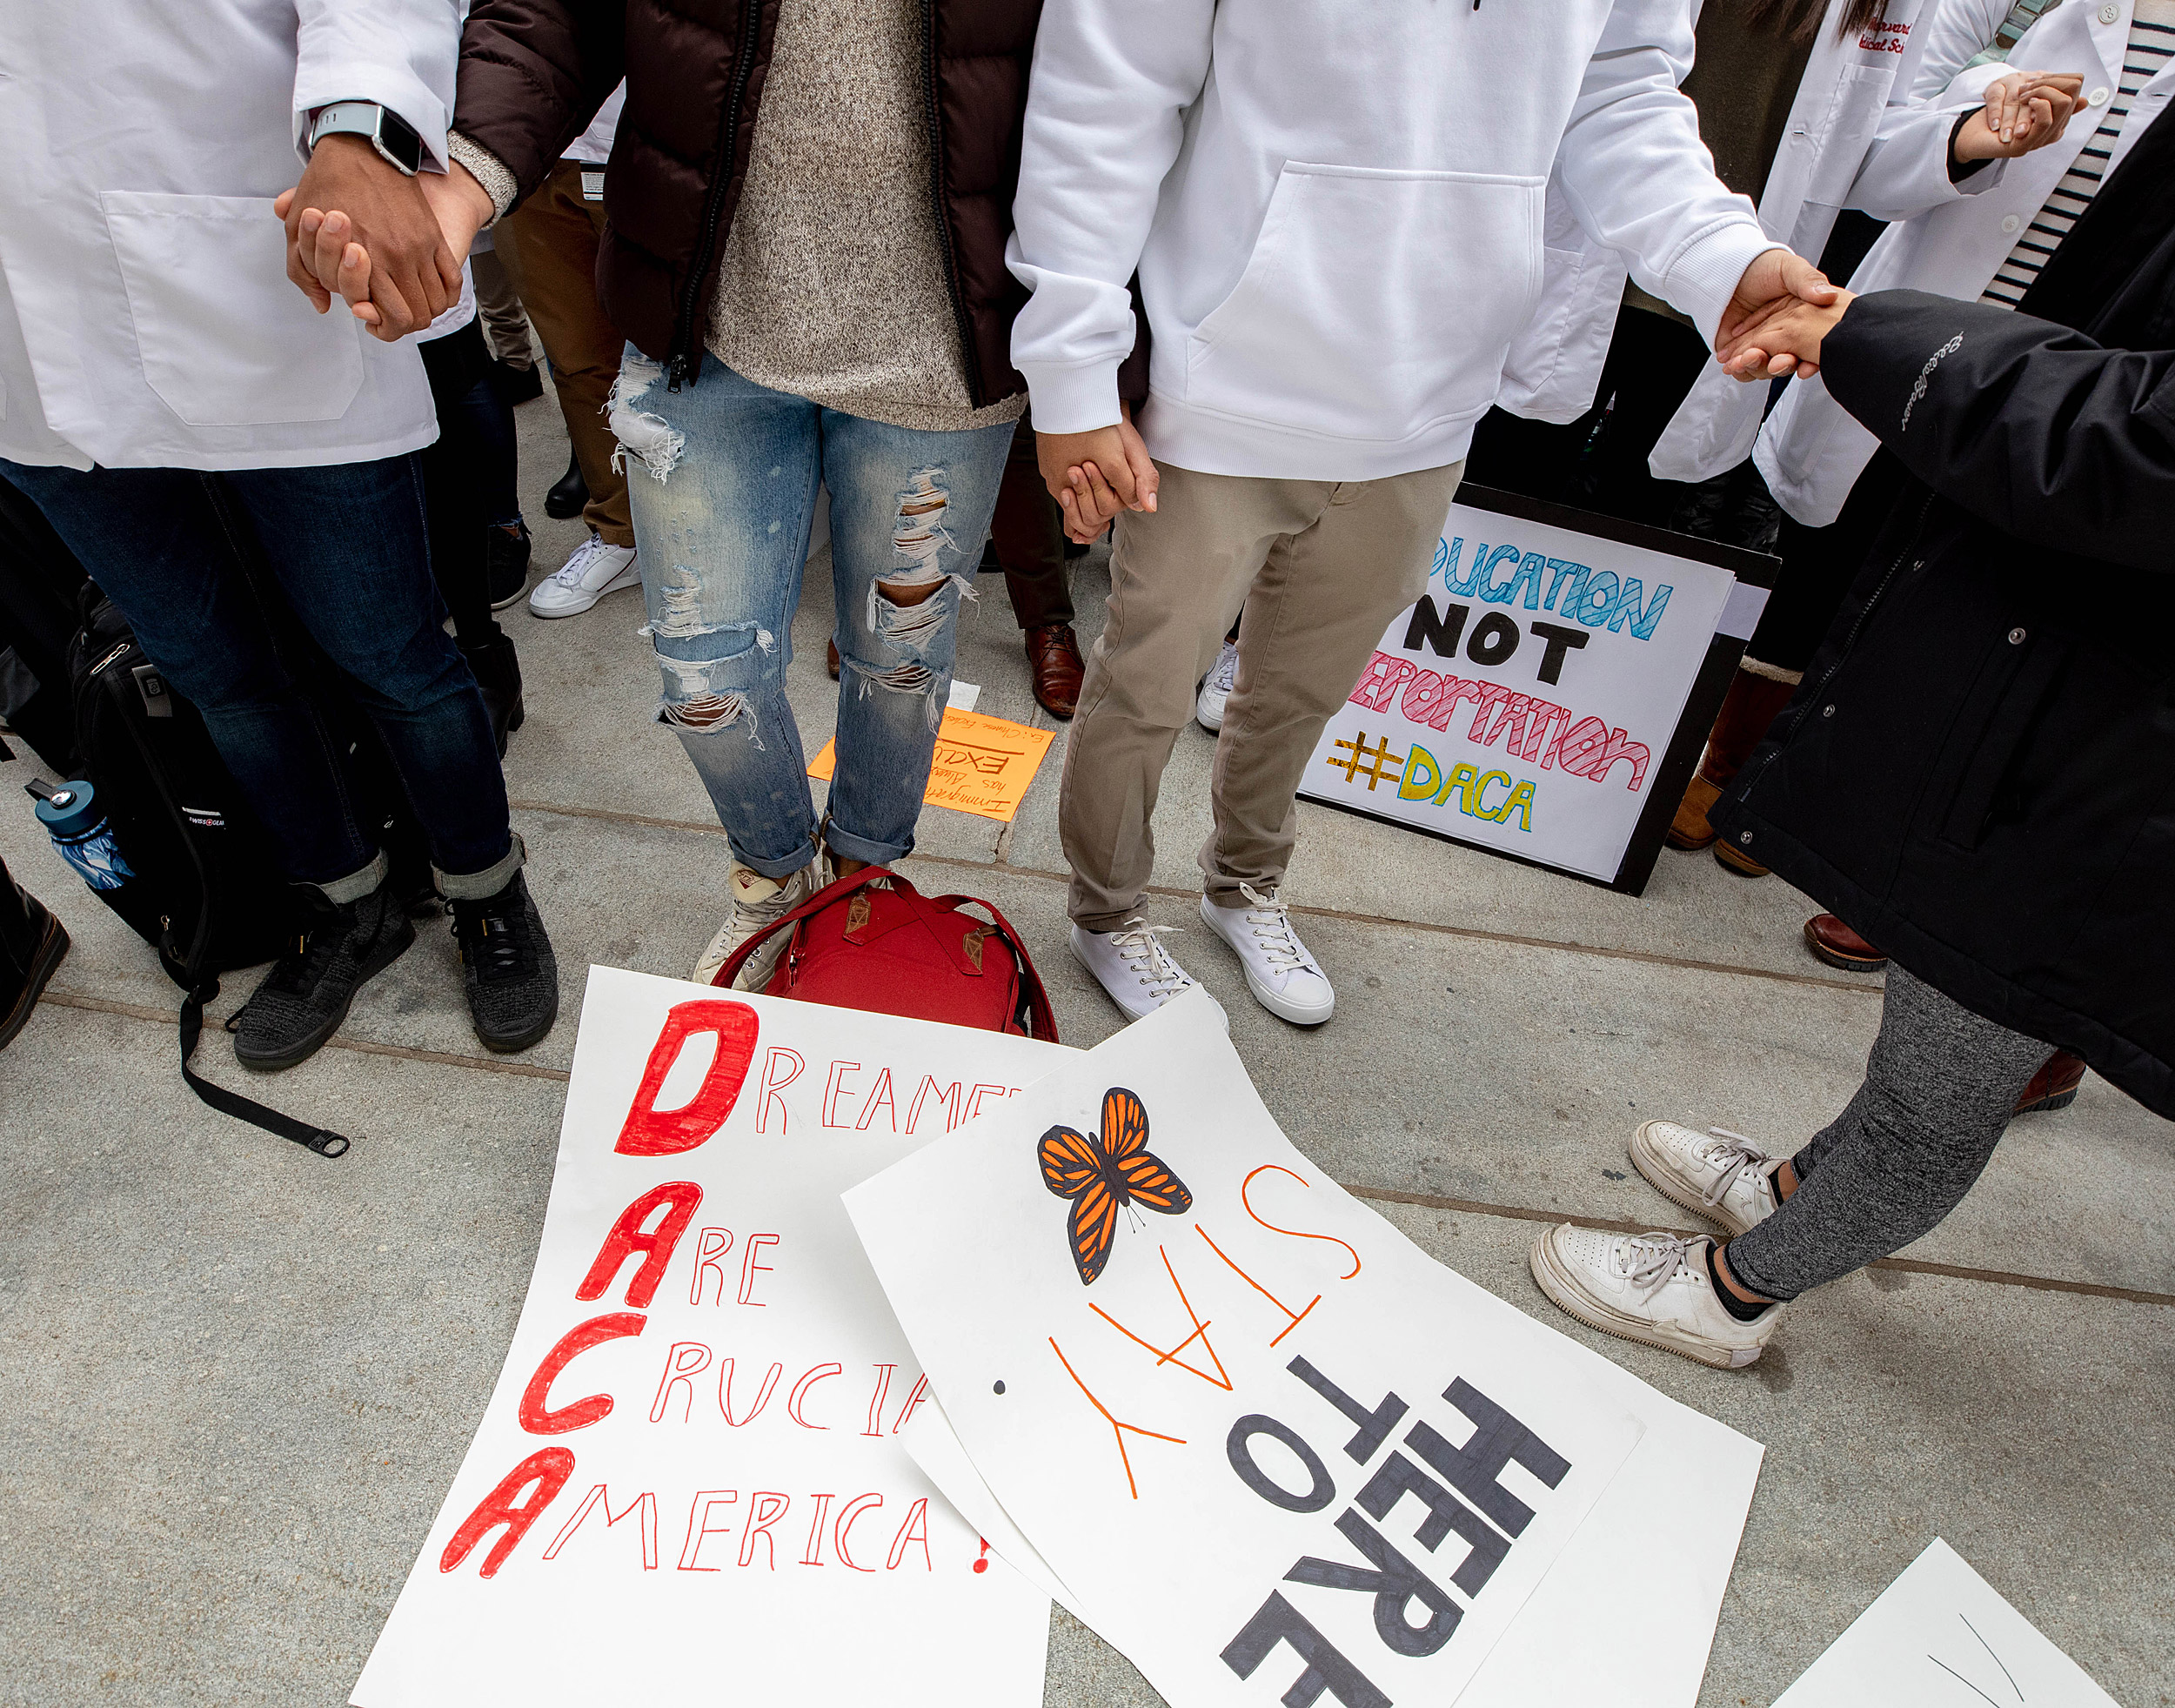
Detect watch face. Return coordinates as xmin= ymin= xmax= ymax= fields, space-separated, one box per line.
xmin=378 ymin=109 xmax=425 ymax=176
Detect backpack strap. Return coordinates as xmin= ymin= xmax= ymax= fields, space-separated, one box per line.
xmin=927 ymin=894 xmax=1061 ymax=1044
xmin=180 ymin=980 xmax=351 ymax=1156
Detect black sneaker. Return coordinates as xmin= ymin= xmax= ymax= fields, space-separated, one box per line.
xmin=452 ymin=871 xmax=559 ymax=1053
xmin=234 ymin=882 xmax=415 ymax=1071
xmin=487 ymin=519 xmax=533 ymax=610
xmin=0 ymin=880 xmax=70 ymax=1050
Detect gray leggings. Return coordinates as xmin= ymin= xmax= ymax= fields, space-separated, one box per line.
xmin=1726 ymin=966 xmax=2053 ymax=1302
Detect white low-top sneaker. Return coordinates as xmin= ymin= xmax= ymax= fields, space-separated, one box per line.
xmin=693 ymin=860 xmax=822 ymax=989
xmin=529 ymin=532 xmax=640 ymax=619
xmin=1199 ymin=885 xmax=1334 ymax=1026
xmin=1629 ymin=1121 xmax=1784 ymax=1238
xmin=1195 ymin=639 xmax=1239 ymax=732
xmin=1070 ymin=920 xmax=1221 ymax=1024
xmin=1529 ymin=1225 xmax=1779 ymax=1370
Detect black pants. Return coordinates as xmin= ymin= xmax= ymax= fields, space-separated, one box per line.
xmin=0 ymin=474 xmax=92 ymax=771
xmin=418 ymin=320 xmax=517 ymax=653
xmin=984 ymin=412 xmax=1073 ymax=631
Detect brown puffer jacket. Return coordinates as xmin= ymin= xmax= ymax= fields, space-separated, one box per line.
xmin=454 ymin=0 xmax=1041 ymax=402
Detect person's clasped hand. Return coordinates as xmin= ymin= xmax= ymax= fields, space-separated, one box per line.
xmin=1956 ymin=70 xmax=2085 ymax=163
xmin=1716 ymin=288 xmax=1857 ymax=384
xmin=1716 ymin=249 xmax=1840 ymax=382
xmin=275 ymin=133 xmax=474 ymax=342
xmin=1035 ymin=402 xmax=1159 ymax=545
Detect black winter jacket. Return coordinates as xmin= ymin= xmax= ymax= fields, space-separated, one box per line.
xmin=1715 ymin=106 xmax=2175 ymax=1117
xmin=453 ymin=0 xmax=1041 ymax=399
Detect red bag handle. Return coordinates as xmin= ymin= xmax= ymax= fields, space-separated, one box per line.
xmin=710 ymin=867 xmax=1061 ymax=1042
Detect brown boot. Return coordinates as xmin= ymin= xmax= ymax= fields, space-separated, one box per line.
xmin=2015 ymin=1050 xmax=2086 ymax=1115
xmin=1803 ymin=913 xmax=1887 ymax=972
xmin=1024 ymin=622 xmax=1087 ymax=720
xmin=826 ymin=638 xmax=840 ymax=681
xmin=1668 ymin=666 xmax=1800 ymax=854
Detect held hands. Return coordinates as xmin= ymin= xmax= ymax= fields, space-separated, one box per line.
xmin=276 ymin=137 xmax=495 ymax=343
xmin=1953 ymin=70 xmax=2085 ymax=163
xmin=1036 ymin=404 xmax=1159 ymax=544
xmin=1716 ymin=288 xmax=1857 ymax=384
xmin=1716 ymin=249 xmax=1840 ymax=382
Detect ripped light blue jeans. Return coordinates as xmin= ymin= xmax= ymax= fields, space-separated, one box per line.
xmin=612 ymin=350 xmax=1015 ymax=875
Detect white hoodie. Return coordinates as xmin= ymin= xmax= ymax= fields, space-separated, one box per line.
xmin=1007 ymin=0 xmax=1782 ymax=482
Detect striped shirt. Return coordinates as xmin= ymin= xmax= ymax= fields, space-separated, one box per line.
xmin=1981 ymin=1 xmax=2175 ymax=307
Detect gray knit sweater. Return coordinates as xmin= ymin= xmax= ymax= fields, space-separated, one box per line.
xmin=452 ymin=0 xmax=1022 ymax=434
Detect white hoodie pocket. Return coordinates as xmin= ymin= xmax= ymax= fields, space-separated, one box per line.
xmin=1183 ymin=163 xmax=1544 ymax=441
xmin=102 ymin=191 xmax=364 ymax=427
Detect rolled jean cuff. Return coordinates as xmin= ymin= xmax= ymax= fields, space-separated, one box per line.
xmin=734 ymin=826 xmax=823 ymax=883
xmin=317 ymin=851 xmax=389 ymax=907
xmin=822 ymin=821 xmax=909 ymax=871
xmin=437 ymin=832 xmax=523 ymax=901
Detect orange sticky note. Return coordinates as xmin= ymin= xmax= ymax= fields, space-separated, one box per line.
xmin=807 ymin=707 xmax=1056 ymax=824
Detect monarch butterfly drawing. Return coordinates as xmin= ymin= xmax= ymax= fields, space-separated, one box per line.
xmin=1038 ymin=1086 xmax=1193 ymax=1286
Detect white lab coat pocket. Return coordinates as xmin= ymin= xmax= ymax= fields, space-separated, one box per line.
xmin=101 ymin=191 xmax=365 ymax=427
xmin=1805 ymin=66 xmax=1896 ymax=206
xmin=1184 ymin=164 xmax=1544 ymax=440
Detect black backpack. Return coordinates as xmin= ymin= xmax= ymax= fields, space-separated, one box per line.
xmin=57 ymin=586 xmax=432 ymax=1156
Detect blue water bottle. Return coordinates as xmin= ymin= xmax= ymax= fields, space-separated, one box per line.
xmin=34 ymin=781 xmax=136 ymax=892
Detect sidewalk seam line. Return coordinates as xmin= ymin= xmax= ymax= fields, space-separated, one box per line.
xmin=44 ymin=986 xmax=2165 ymax=1310
xmin=1344 ymin=1185 xmax=2175 ymax=1309
xmin=506 ymin=796 xmax=1884 ymax=995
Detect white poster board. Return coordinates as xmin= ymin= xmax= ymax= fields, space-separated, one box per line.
xmin=847 ymin=992 xmax=1765 ymax=1707
xmin=1773 ymin=1538 xmax=2121 ymax=1707
xmin=1300 ymin=490 xmax=1767 ymax=888
xmin=353 ymin=967 xmax=1060 ymax=1708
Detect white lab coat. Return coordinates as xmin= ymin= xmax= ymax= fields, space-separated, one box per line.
xmin=1644 ymin=0 xmax=1999 ymax=482
xmin=1514 ymin=0 xmax=1958 ymax=424
xmin=1756 ymin=0 xmax=2175 ymax=525
xmin=0 ymin=0 xmax=460 ymax=472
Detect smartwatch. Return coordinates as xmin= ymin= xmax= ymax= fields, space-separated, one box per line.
xmin=308 ymin=101 xmax=424 ymax=176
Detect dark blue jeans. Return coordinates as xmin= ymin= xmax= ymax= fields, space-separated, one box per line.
xmin=1 ymin=455 xmax=514 ymax=893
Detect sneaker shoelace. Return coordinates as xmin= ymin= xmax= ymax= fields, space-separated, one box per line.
xmin=454 ymin=891 xmax=533 ymax=984
xmin=258 ymin=908 xmax=351 ymax=999
xmin=1616 ymin=1233 xmax=1706 ymax=1298
xmin=1108 ymin=921 xmax=1195 ymax=1001
xmin=1236 ymin=882 xmax=1311 ymax=974
xmin=549 ymin=533 xmax=618 ymax=588
xmin=1697 ymin=1127 xmax=1777 ymax=1209
xmin=1208 ymin=643 xmax=1239 ymax=694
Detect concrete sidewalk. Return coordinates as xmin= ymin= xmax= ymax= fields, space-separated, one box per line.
xmin=2 ymin=397 xmax=2167 ymax=1708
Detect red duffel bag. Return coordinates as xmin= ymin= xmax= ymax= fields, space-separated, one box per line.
xmin=711 ymin=866 xmax=1059 ymax=1042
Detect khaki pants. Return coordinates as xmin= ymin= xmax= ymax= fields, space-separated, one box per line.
xmin=494 ymin=160 xmax=634 ymax=549
xmin=1061 ymin=459 xmax=1464 ymax=931
xmin=468 ymin=248 xmax=537 ymax=370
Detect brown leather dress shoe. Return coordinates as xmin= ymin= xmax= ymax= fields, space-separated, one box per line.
xmin=1024 ymin=622 xmax=1086 ymax=720
xmin=1803 ymin=913 xmax=1887 ymax=972
xmin=826 ymin=638 xmax=840 ymax=681
xmin=2015 ymin=1049 xmax=2086 ymax=1115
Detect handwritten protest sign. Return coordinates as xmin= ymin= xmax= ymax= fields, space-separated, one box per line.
xmin=810 ymin=707 xmax=1055 ymax=823
xmin=850 ymin=992 xmax=1763 ymax=1707
xmin=352 ymin=967 xmax=1061 ymax=1708
xmin=1300 ymin=486 xmax=1772 ymax=893
xmin=1772 ymin=1538 xmax=2120 ymax=1708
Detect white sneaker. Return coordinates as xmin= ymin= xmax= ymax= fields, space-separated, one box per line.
xmin=1198 ymin=886 xmax=1334 ymax=1026
xmin=1195 ymin=640 xmax=1240 ymax=733
xmin=528 ymin=532 xmax=640 ymax=619
xmin=1070 ymin=921 xmax=1221 ymax=1025
xmin=1529 ymin=1226 xmax=1778 ymax=1370
xmin=1628 ymin=1121 xmax=1784 ymax=1239
xmin=693 ymin=860 xmax=822 ymax=989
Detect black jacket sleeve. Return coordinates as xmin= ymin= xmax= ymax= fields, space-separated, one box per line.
xmin=454 ymin=1 xmax=627 ymax=204
xmin=1821 ymin=289 xmax=2175 ymax=573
